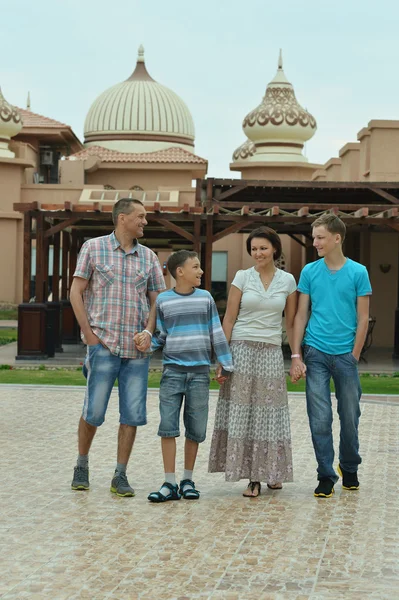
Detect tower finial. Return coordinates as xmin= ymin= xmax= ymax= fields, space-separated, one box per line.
xmin=278 ymin=49 xmax=283 ymax=70
xmin=137 ymin=45 xmax=145 ymax=63
xmin=26 ymin=91 xmax=31 ymax=111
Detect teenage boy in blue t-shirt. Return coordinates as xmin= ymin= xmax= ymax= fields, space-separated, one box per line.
xmin=290 ymin=214 xmax=372 ymax=498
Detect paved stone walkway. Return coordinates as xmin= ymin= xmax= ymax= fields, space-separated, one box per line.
xmin=0 ymin=387 xmax=398 ymax=599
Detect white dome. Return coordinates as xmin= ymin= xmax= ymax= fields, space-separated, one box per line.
xmin=84 ymin=46 xmax=195 ymax=153
xmin=234 ymin=51 xmax=317 ymax=164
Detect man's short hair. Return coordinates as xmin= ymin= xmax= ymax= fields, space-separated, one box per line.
xmin=112 ymin=198 xmax=144 ymax=226
xmin=246 ymin=226 xmax=282 ymax=260
xmin=312 ymin=214 xmax=346 ymax=242
xmin=167 ymin=250 xmax=198 ymax=279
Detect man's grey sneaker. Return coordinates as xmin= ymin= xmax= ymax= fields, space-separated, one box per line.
xmin=337 ymin=464 xmax=359 ymax=490
xmin=314 ymin=478 xmax=335 ymax=498
xmin=110 ymin=471 xmax=135 ymax=497
xmin=71 ymin=466 xmax=89 ymax=491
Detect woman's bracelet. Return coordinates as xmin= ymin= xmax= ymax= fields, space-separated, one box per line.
xmin=291 ymin=354 xmax=301 ymax=359
xmin=143 ymin=329 xmax=153 ymax=338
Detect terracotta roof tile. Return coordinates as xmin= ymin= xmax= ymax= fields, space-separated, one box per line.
xmin=18 ymin=108 xmax=70 ymax=130
xmin=67 ymin=145 xmax=207 ymax=165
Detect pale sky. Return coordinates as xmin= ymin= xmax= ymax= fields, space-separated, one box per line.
xmin=2 ymin=0 xmax=399 ymax=178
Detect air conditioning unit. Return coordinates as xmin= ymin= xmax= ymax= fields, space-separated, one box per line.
xmin=41 ymin=150 xmax=54 ymax=165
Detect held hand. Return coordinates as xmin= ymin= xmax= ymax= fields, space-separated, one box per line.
xmin=134 ymin=331 xmax=152 ymax=352
xmin=214 ymin=364 xmax=228 ymax=385
xmin=289 ymin=358 xmax=306 ymax=383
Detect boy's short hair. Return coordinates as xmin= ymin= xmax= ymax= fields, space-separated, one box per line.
xmin=312 ymin=214 xmax=346 ymax=243
xmin=246 ymin=226 xmax=282 ymax=260
xmin=112 ymin=198 xmax=144 ymax=226
xmin=167 ymin=250 xmax=198 ymax=279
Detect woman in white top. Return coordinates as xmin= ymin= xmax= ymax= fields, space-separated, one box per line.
xmin=209 ymin=227 xmax=298 ymax=497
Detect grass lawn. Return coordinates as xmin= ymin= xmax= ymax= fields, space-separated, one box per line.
xmin=0 ymin=328 xmax=17 ymax=345
xmin=0 ymin=309 xmax=17 ymax=320
xmin=0 ymin=368 xmax=398 ymax=393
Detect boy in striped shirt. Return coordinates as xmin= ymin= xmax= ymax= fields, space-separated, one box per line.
xmin=146 ymin=250 xmax=233 ymax=502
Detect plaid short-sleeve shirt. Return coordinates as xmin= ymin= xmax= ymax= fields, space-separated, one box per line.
xmin=74 ymin=232 xmax=165 ymax=358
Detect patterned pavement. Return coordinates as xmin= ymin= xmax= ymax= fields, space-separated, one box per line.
xmin=0 ymin=386 xmax=398 ymax=599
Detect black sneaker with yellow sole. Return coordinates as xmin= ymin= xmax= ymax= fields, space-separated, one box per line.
xmin=314 ymin=478 xmax=335 ymax=498
xmin=337 ymin=464 xmax=359 ymax=490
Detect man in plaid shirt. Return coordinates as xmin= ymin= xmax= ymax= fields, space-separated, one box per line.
xmin=70 ymin=198 xmax=165 ymax=497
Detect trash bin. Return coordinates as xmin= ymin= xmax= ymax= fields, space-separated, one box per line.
xmin=16 ymin=303 xmax=48 ymax=359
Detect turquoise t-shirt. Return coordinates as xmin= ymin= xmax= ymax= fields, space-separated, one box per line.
xmin=298 ymin=258 xmax=372 ymax=355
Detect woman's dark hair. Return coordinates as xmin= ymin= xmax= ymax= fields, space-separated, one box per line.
xmin=246 ymin=226 xmax=282 ymax=260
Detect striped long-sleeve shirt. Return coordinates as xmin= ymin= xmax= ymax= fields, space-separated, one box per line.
xmin=151 ymin=288 xmax=233 ymax=372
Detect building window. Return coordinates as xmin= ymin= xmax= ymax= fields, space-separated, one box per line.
xmin=211 ymin=251 xmax=228 ymax=316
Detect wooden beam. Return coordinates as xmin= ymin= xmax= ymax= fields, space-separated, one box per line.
xmin=44 ymin=217 xmax=80 ymax=238
xmin=216 ymin=184 xmax=248 ymax=201
xmin=213 ymin=218 xmax=252 ymax=243
xmin=154 ymin=218 xmax=194 ymax=242
xmin=52 ymin=231 xmax=61 ymax=301
xmin=23 ymin=214 xmax=32 ymax=302
xmin=195 ymin=178 xmax=202 ymax=208
xmin=69 ymin=230 xmax=78 ymax=293
xmin=369 ymin=187 xmax=399 ymax=205
xmin=218 ymin=201 xmax=399 ymax=212
xmin=206 ymin=177 xmax=214 ymax=210
xmin=35 ymin=213 xmax=45 ymax=302
xmin=61 ymin=231 xmax=70 ymax=300
xmin=13 ymin=202 xmax=39 ymax=212
xmin=212 ymin=178 xmax=399 ymax=190
xmin=204 ymin=214 xmax=213 ymax=291
xmin=287 ymin=233 xmax=307 ymax=248
xmin=193 ymin=215 xmax=201 ymax=254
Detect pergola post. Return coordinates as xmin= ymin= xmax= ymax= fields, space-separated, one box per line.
xmin=22 ymin=213 xmax=32 ymax=303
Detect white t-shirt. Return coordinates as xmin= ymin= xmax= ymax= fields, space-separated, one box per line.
xmin=230 ymin=267 xmax=297 ymax=346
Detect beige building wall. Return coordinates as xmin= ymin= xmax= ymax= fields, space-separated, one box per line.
xmin=0 ymin=159 xmax=32 ymax=303
xmin=236 ymin=163 xmax=320 ymax=181
xmin=86 ymin=168 xmax=194 ymax=191
xmin=21 ymin=185 xmax=83 ymax=205
xmin=339 ymin=143 xmax=360 ymax=181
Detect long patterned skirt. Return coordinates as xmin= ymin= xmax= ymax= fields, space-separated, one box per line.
xmin=208 ymin=341 xmax=293 ymax=484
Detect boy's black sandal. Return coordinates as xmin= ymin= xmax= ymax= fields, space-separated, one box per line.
xmin=179 ymin=479 xmax=200 ymax=499
xmin=148 ymin=482 xmax=181 ymax=503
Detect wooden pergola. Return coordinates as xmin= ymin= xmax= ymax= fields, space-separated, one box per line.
xmin=13 ymin=178 xmax=399 ymax=357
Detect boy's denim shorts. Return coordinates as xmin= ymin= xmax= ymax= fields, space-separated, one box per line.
xmin=82 ymin=343 xmax=149 ymax=427
xmin=158 ymin=367 xmax=210 ymax=443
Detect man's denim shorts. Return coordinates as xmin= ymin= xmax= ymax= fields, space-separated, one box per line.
xmin=158 ymin=367 xmax=210 ymax=443
xmin=82 ymin=344 xmax=149 ymax=427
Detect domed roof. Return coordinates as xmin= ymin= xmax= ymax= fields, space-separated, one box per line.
xmin=232 ymin=51 xmax=316 ymax=164
xmin=84 ymin=46 xmax=195 ymax=151
xmin=0 ymin=87 xmax=22 ymax=158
